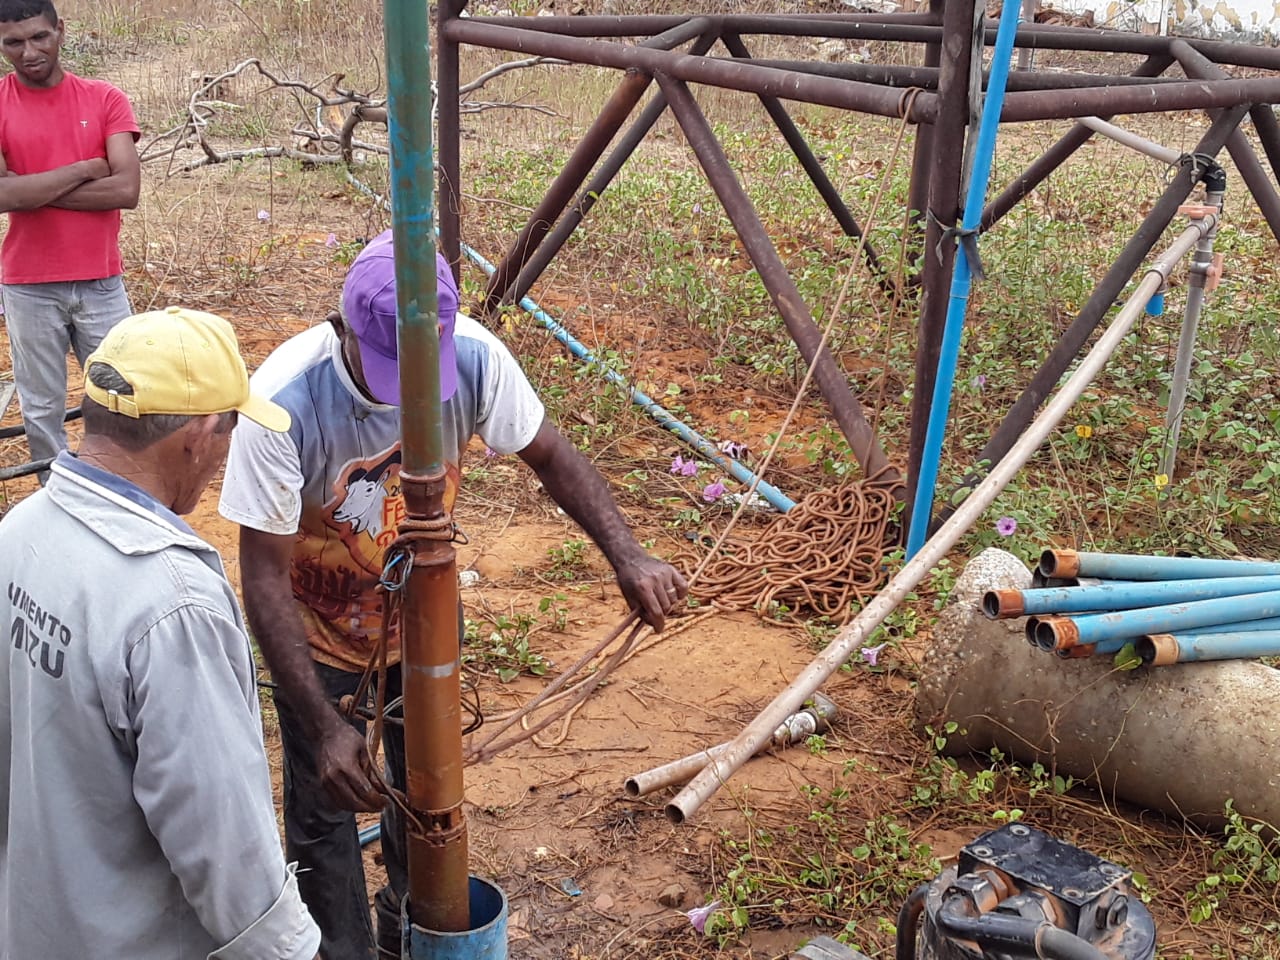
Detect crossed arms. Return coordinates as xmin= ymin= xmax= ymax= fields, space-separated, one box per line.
xmin=0 ymin=130 xmax=139 ymax=213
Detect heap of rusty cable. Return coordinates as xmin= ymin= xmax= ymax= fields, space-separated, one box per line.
xmin=680 ymin=477 xmax=898 ymax=625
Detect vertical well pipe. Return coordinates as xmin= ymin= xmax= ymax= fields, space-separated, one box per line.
xmin=905 ymin=0 xmax=1020 ymax=558
xmin=383 ymin=0 xmax=470 ymax=933
xmin=1162 ymin=190 xmax=1222 ymax=479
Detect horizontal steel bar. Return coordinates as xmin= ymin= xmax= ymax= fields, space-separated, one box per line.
xmin=445 ymin=19 xmax=929 ymax=120
xmin=734 ymin=58 xmax=1184 ymax=91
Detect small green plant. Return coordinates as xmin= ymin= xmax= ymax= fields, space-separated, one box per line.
xmin=545 ymin=538 xmax=590 ymax=580
xmin=463 ymin=613 xmax=550 ymax=683
xmin=1187 ymin=802 xmax=1280 ymax=924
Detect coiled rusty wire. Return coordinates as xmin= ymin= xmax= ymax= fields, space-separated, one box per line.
xmin=681 ymin=478 xmax=899 ymax=625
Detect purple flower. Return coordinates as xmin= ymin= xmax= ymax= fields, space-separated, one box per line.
xmin=256 ymin=209 xmax=270 ymax=222
xmin=484 ymin=447 xmax=497 ymax=459
xmin=686 ymin=900 xmax=720 ymax=935
xmin=702 ymin=480 xmax=727 ymax=503
xmin=670 ymin=455 xmax=698 ymax=477
xmin=325 ymin=232 xmax=339 ymax=248
xmin=972 ymin=374 xmax=987 ymax=391
xmin=861 ymin=641 xmax=887 ymax=667
xmin=996 ymin=516 xmax=1018 ymax=537
xmin=692 ymin=202 xmax=703 ymax=215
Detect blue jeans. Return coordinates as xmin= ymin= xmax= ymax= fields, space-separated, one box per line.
xmin=274 ymin=662 xmax=408 ymax=960
xmin=1 ymin=276 xmax=131 ymax=464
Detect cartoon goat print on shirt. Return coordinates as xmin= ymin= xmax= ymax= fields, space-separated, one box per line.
xmin=330 ymin=448 xmax=402 ymax=540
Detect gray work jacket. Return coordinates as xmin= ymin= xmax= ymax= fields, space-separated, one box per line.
xmin=0 ymin=455 xmax=319 ymax=959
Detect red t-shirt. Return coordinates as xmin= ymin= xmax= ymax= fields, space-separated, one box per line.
xmin=0 ymin=72 xmax=140 ymax=284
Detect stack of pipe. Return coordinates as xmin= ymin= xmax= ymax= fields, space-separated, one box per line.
xmin=981 ymin=549 xmax=1280 ymax=665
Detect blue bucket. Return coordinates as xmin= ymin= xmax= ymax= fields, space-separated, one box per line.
xmin=402 ymin=876 xmax=508 ymax=960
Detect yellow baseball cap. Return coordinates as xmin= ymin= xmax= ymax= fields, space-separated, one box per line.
xmin=84 ymin=307 xmax=291 ymax=432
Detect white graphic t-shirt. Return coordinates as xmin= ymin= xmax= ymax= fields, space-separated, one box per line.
xmin=219 ymin=315 xmax=544 ymax=670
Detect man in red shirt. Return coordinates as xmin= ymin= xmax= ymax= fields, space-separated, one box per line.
xmin=0 ymin=0 xmax=140 ymax=469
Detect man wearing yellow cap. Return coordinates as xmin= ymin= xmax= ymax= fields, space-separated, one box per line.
xmin=0 ymin=307 xmax=320 ymax=960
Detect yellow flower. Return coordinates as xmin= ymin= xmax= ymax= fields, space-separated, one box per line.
xmin=1154 ymin=473 xmax=1170 ymax=488
xmin=1075 ymin=424 xmax=1093 ymax=439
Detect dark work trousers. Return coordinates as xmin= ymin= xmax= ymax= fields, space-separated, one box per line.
xmin=274 ymin=661 xmax=407 ymax=960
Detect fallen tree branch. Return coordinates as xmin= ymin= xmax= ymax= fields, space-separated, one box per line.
xmin=140 ymin=55 xmax=565 ymax=175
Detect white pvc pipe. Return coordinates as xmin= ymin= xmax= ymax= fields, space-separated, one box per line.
xmin=665 ymin=214 xmax=1218 ymax=824
xmin=1078 ymin=115 xmax=1181 ymax=165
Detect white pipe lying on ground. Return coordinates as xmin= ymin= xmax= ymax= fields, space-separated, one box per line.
xmin=665 ymin=215 xmax=1218 ymax=824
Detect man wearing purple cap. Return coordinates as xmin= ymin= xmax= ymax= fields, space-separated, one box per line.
xmin=219 ymin=230 xmax=687 ymax=959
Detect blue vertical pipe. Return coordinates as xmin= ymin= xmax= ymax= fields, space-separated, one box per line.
xmin=905 ymin=0 xmax=1023 ymax=557
xmin=990 ymin=575 xmax=1280 ymax=618
xmin=1057 ymin=589 xmax=1280 ymax=647
xmin=1042 ymin=550 xmax=1280 ymax=581
xmin=458 ymin=242 xmax=798 ymax=512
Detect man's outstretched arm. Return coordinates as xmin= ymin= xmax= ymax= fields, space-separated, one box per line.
xmin=239 ymin=527 xmax=385 ymax=813
xmin=517 ymin=419 xmax=688 ymax=631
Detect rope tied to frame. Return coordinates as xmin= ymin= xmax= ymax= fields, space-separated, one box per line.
xmin=927 ymin=208 xmax=986 ymax=280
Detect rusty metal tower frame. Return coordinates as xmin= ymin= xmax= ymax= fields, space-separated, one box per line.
xmin=433 ymin=1 xmax=1280 ymax=537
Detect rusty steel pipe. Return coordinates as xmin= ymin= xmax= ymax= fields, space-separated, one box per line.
xmin=482 ymin=18 xmax=715 ymax=310
xmin=1173 ymin=40 xmax=1280 ymax=246
xmin=502 ymin=30 xmax=720 ymax=308
xmin=905 ymin=0 xmax=945 ymax=265
xmin=936 ymin=107 xmax=1244 ymax=531
xmin=482 ymin=68 xmax=655 ymax=311
xmin=437 ymin=0 xmax=465 ymax=279
xmin=966 ymin=78 xmax=1280 ymax=124
xmin=905 ymin=0 xmax=975 ymax=541
xmin=657 ymin=72 xmax=901 ymax=488
xmin=980 ymin=54 xmax=1173 ymax=232
xmin=734 ymin=59 xmax=1186 ymax=91
xmin=397 ymin=497 xmax=469 ymax=929
xmin=1249 ymin=104 xmax=1280 ymax=184
xmin=444 ymin=19 xmax=933 ymax=121
xmin=457 ymin=13 xmax=1280 ymax=72
xmin=720 ymin=32 xmax=889 ymax=287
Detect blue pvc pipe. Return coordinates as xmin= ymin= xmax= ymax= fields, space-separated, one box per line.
xmin=1063 ymin=589 xmax=1280 ymax=647
xmin=343 ymin=171 xmax=795 ymax=513
xmin=1145 ymin=630 xmax=1280 ymax=663
xmin=458 ymin=242 xmax=798 ymax=512
xmin=359 ymin=823 xmax=381 ymax=847
xmin=905 ymin=0 xmax=1023 ymax=558
xmin=1171 ymin=616 xmax=1280 ymax=636
xmin=404 ymin=876 xmax=508 ymax=960
xmin=1004 ymin=575 xmax=1280 ymax=618
xmin=1043 ymin=551 xmax=1280 ymax=581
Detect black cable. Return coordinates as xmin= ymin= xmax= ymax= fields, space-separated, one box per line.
xmin=0 ymin=457 xmax=53 ymax=481
xmin=937 ymin=900 xmax=1109 ymax=960
xmin=0 ymin=406 xmax=82 ymax=439
xmin=895 ymin=883 xmax=931 ymax=960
